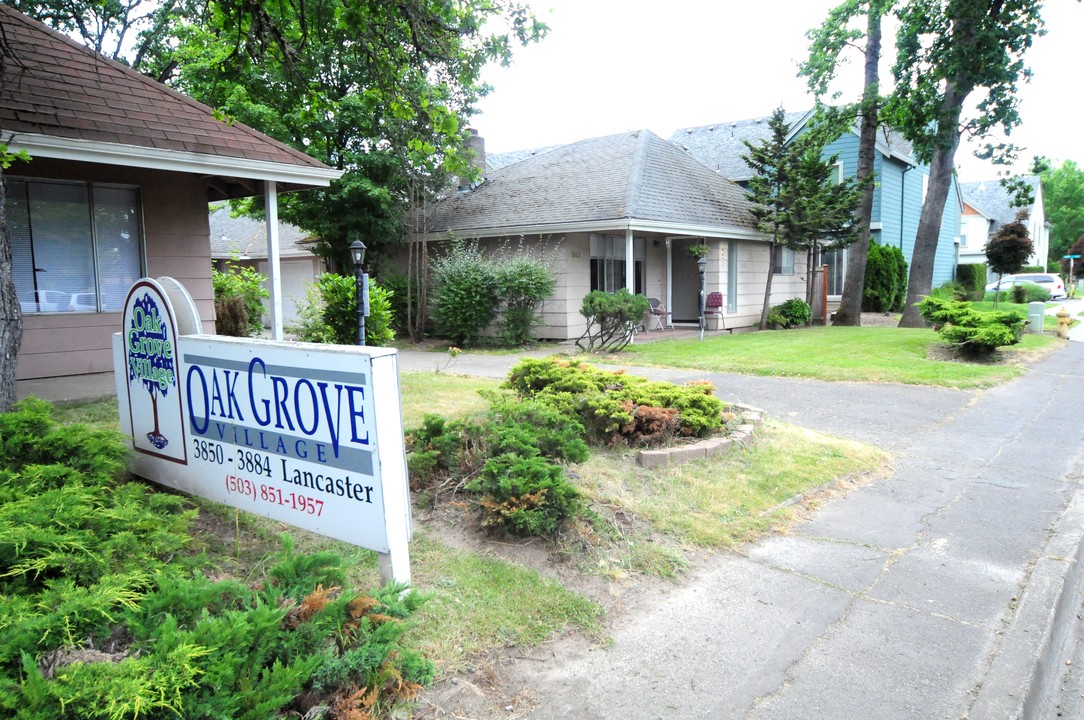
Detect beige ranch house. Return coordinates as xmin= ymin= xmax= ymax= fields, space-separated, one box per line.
xmin=411 ymin=130 xmax=812 ymax=339
xmin=1 ymin=5 xmax=340 ymax=380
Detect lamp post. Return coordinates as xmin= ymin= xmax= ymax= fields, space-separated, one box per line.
xmin=349 ymin=240 xmax=369 ymax=346
xmin=696 ymin=255 xmax=708 ymax=341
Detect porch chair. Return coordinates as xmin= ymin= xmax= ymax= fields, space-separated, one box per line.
xmin=705 ymin=292 xmax=726 ymax=332
xmin=647 ymin=297 xmax=670 ymax=331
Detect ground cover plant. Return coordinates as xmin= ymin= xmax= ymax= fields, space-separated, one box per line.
xmin=918 ymin=295 xmax=1025 ymax=355
xmin=610 ymin=325 xmax=1058 ymax=388
xmin=0 ymin=399 xmax=436 ymax=719
xmin=44 ymin=394 xmax=604 ymax=692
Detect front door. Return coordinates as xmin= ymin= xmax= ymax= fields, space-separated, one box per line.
xmin=670 ymin=239 xmax=703 ymax=323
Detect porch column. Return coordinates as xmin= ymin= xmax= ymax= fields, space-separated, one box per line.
xmin=264 ymin=181 xmax=284 ymax=340
xmin=625 ymin=228 xmax=635 ymax=293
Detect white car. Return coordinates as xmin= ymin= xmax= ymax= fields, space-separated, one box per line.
xmin=67 ymin=292 xmax=98 ymax=312
xmin=985 ymin=273 xmax=1067 ymax=300
xmin=19 ymin=290 xmax=69 ymax=313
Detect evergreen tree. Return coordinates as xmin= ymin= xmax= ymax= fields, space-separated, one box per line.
xmin=742 ymin=108 xmax=860 ymax=330
xmin=802 ymin=0 xmax=892 ymax=326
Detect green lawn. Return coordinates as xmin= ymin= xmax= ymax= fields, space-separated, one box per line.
xmin=615 ymin=325 xmax=1060 ymax=388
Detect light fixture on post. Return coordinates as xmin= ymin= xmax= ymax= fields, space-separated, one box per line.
xmin=697 ymin=254 xmax=708 ymax=341
xmin=349 ymin=239 xmax=369 ymax=346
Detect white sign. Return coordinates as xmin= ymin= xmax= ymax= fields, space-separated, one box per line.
xmin=114 ymin=278 xmax=412 ymax=582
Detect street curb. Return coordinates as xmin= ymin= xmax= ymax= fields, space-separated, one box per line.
xmin=968 ymin=471 xmax=1084 ymax=719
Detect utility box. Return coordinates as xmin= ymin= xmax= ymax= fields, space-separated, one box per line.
xmin=1027 ymin=301 xmax=1045 ymax=333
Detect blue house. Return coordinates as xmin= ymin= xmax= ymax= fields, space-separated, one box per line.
xmin=670 ymin=110 xmax=962 ymax=300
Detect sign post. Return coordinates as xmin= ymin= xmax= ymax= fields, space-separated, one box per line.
xmin=1063 ymin=254 xmax=1080 ymax=291
xmin=115 ymin=278 xmax=413 ymax=584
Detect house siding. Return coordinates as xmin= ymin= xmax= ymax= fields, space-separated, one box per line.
xmin=935 ymin=179 xmax=962 ymax=285
xmin=12 ymin=157 xmax=215 ymax=380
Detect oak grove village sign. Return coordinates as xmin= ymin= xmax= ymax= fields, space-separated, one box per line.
xmin=113 ymin=277 xmax=412 ymax=583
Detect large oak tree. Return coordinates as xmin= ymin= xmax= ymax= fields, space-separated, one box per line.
xmin=887 ymin=0 xmax=1044 ymax=327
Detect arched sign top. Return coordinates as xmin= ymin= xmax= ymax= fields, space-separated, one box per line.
xmin=156 ymin=276 xmax=202 ymax=336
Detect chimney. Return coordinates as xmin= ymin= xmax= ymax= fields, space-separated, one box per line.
xmin=458 ymin=129 xmax=486 ymax=192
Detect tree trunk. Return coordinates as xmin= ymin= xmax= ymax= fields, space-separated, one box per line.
xmin=0 ymin=168 xmax=22 ymax=413
xmin=0 ymin=36 xmax=24 ymax=413
xmin=759 ymin=239 xmax=778 ymax=330
xmin=898 ymin=85 xmax=965 ymax=328
xmin=832 ymin=5 xmax=882 ymax=327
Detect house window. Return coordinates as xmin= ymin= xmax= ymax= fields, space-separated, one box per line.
xmin=590 ymin=234 xmax=645 ymax=293
xmin=824 ymin=248 xmax=846 ymax=296
xmin=773 ymin=245 xmax=794 ymax=275
xmin=832 ymin=161 xmax=844 ymax=185
xmin=6 ymin=178 xmax=143 ymax=314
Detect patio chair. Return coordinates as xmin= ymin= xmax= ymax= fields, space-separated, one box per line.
xmin=705 ymin=292 xmax=725 ymax=331
xmin=647 ymin=297 xmax=670 ymax=331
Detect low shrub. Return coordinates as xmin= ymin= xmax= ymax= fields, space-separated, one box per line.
xmin=955 ymin=264 xmax=988 ymax=299
xmin=983 ymin=281 xmax=1048 ymax=304
xmin=290 ymin=273 xmax=395 ymax=346
xmin=0 ymin=399 xmax=432 ymax=719
xmin=505 ymin=357 xmax=725 ymax=443
xmin=214 ymin=294 xmax=249 ymax=336
xmin=766 ymin=298 xmax=811 ymax=329
xmin=469 ymin=454 xmax=581 ymax=536
xmin=918 ymin=295 xmax=1024 ymax=355
xmin=933 ymin=281 xmax=970 ymax=301
xmin=431 ymin=241 xmax=501 ymax=347
xmin=407 ymin=360 xmax=729 ymax=537
xmin=213 ymin=263 xmax=269 ymax=337
xmin=576 ymin=290 xmax=650 ymax=352
xmin=496 ymin=255 xmax=557 ymax=346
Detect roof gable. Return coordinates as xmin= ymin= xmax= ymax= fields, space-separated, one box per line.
xmin=0 ymin=5 xmax=338 ymax=195
xmin=426 ymin=130 xmax=759 ymax=236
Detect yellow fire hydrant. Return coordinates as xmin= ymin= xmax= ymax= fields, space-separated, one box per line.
xmin=1056 ymin=306 xmax=1071 ymax=339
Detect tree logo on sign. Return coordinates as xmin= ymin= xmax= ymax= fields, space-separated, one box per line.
xmin=126 ymin=293 xmax=177 ymax=449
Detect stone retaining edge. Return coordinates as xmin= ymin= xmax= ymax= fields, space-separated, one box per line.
xmin=637 ymin=403 xmax=765 ymax=468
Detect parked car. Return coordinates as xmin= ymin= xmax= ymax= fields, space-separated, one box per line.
xmin=985 ymin=273 xmax=1067 ymax=300
xmin=18 ymin=289 xmax=68 ymax=313
xmin=67 ymin=292 xmax=98 ymax=312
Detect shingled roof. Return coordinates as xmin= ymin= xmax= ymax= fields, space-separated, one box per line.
xmin=426 ymin=129 xmax=760 ymax=238
xmin=209 ymin=206 xmax=316 ymax=259
xmin=0 ymin=4 xmax=339 ymax=196
xmin=670 ymin=110 xmax=915 ymax=181
xmin=960 ymin=177 xmax=1041 ymax=235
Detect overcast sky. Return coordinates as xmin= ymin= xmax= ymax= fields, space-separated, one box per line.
xmin=472 ymin=0 xmax=1082 ymax=181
